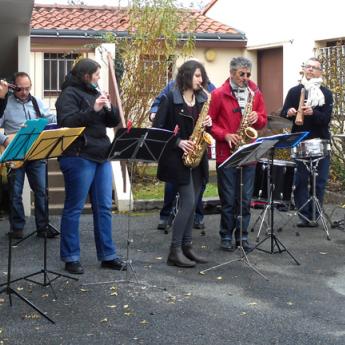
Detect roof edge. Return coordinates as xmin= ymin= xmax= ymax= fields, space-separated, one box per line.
xmin=31 ymin=29 xmax=246 ymax=42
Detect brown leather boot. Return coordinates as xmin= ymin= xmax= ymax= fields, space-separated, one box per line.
xmin=167 ymin=246 xmax=196 ymax=267
xmin=182 ymin=244 xmax=208 ymax=263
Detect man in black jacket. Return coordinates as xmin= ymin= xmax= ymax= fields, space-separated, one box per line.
xmin=280 ymin=57 xmax=333 ymax=227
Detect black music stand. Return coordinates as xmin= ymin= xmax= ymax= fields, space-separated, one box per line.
xmin=253 ymin=132 xmax=309 ymax=265
xmin=108 ymin=127 xmax=177 ymax=285
xmin=199 ymin=140 xmax=277 ymax=280
xmin=0 ymin=126 xmax=84 ymax=324
xmin=0 ymin=119 xmax=55 ymax=323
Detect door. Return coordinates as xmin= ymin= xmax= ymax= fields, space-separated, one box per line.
xmin=257 ymin=47 xmax=283 ymax=115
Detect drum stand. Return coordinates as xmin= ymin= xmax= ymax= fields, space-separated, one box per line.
xmin=293 ymin=157 xmax=331 ymax=240
xmin=254 ymin=150 xmax=300 ymax=265
xmin=251 ymin=162 xmax=293 ymax=242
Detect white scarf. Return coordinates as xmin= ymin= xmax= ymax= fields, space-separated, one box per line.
xmin=301 ymin=76 xmax=325 ymax=107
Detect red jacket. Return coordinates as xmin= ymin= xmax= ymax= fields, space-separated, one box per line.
xmin=209 ymin=78 xmax=267 ymax=164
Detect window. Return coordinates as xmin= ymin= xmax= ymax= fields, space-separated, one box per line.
xmin=44 ymin=53 xmax=80 ymax=95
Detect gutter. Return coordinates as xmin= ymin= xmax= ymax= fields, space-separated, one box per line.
xmin=31 ymin=29 xmax=247 ymax=43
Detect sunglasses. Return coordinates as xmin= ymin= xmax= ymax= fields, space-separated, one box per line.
xmin=239 ymin=71 xmax=251 ymax=78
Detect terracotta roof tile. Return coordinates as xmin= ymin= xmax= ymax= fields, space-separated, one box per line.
xmin=32 ymin=4 xmax=241 ymax=37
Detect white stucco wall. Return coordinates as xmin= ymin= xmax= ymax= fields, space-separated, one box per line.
xmin=206 ymin=0 xmax=345 ymax=96
xmin=175 ymin=47 xmax=245 ymax=88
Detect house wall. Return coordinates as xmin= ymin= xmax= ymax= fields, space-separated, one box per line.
xmin=206 ymin=0 xmax=345 ymax=97
xmin=31 ymin=43 xmax=246 ymax=107
xmin=174 ymin=47 xmax=245 ymax=88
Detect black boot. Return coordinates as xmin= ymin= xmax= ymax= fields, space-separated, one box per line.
xmin=182 ymin=244 xmax=208 ymax=264
xmin=167 ymin=246 xmax=196 ymax=268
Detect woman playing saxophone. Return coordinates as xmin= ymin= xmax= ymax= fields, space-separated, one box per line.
xmin=153 ymin=60 xmax=211 ymax=268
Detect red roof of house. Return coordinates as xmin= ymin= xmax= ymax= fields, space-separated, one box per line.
xmin=31 ymin=4 xmax=243 ymax=38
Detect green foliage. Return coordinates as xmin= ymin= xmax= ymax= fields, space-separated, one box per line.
xmin=107 ymin=0 xmax=196 ymax=127
xmin=316 ymin=43 xmax=345 ymax=190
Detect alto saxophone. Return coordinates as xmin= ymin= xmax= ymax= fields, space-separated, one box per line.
xmin=234 ymin=87 xmax=258 ymax=151
xmin=182 ymin=87 xmax=213 ymax=168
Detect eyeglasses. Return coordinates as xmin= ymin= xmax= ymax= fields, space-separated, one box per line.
xmin=304 ymin=65 xmax=321 ymax=71
xmin=14 ymin=86 xmax=31 ymax=92
xmin=239 ymin=71 xmax=251 ymax=78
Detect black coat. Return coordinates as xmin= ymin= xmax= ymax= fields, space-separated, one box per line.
xmin=280 ymin=83 xmax=333 ymax=140
xmin=55 ymin=75 xmax=120 ymax=162
xmin=153 ymin=88 xmax=209 ymax=185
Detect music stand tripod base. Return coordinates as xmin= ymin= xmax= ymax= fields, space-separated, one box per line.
xmin=200 ymin=141 xmax=277 ymax=280
xmin=108 ymin=127 xmax=177 ymax=289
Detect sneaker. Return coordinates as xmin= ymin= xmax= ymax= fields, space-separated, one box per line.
xmin=65 ymin=261 xmax=84 ymax=274
xmin=220 ymin=239 xmax=234 ymax=251
xmin=101 ymin=258 xmax=127 ymax=271
xmin=37 ymin=226 xmax=60 ymax=238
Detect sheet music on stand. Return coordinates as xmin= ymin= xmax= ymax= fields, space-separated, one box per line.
xmin=255 ymin=131 xmax=309 ymax=149
xmin=24 ymin=127 xmax=85 ymax=161
xmin=0 ymin=118 xmax=48 ymax=165
xmin=219 ymin=140 xmax=278 ymax=169
xmin=108 ymin=127 xmax=177 ymax=162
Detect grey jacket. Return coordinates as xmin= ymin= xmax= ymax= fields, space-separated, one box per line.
xmin=0 ymin=93 xmax=56 ymax=145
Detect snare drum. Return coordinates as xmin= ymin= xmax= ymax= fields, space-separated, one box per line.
xmin=291 ymin=138 xmax=330 ymax=159
xmin=253 ymin=159 xmax=296 ymax=202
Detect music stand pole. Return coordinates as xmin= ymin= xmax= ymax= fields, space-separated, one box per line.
xmin=0 ymin=127 xmax=84 ymax=323
xmin=199 ymin=141 xmax=277 ymax=279
xmin=0 ymin=121 xmax=56 ymax=323
xmin=0 ymin=234 xmax=55 ymax=323
xmin=15 ymin=130 xmax=85 ymax=290
xmin=106 ymin=127 xmax=177 ymax=288
xmin=200 ymin=165 xmax=268 ymax=280
xmin=254 ymin=149 xmax=300 ymax=265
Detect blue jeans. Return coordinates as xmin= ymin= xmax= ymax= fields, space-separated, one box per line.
xmin=9 ymin=160 xmax=48 ymax=231
xmin=294 ymin=155 xmax=330 ymax=222
xmin=59 ymin=157 xmax=117 ymax=263
xmin=160 ymin=182 xmax=205 ymax=223
xmin=217 ymin=164 xmax=256 ymax=242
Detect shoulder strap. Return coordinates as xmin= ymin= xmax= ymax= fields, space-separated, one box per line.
xmin=30 ymin=96 xmax=43 ymax=118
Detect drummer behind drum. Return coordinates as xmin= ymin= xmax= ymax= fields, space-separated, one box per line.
xmin=280 ymin=57 xmax=333 ymax=227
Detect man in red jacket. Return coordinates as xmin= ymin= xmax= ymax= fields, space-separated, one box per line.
xmin=209 ymin=56 xmax=267 ymax=252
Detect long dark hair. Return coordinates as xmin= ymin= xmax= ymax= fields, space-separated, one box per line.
xmin=175 ymin=60 xmax=208 ymax=92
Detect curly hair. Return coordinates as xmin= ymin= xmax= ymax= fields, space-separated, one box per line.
xmin=175 ymin=60 xmax=208 ymax=92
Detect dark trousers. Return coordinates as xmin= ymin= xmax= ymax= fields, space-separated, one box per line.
xmin=171 ymin=168 xmax=203 ymax=247
xmin=8 ymin=160 xmax=48 ymax=232
xmin=294 ymin=155 xmax=330 ymax=221
xmin=160 ymin=182 xmax=205 ymax=223
xmin=217 ymin=164 xmax=256 ymax=242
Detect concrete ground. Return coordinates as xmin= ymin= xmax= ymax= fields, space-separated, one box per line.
xmin=1 ymin=205 xmax=345 ymax=345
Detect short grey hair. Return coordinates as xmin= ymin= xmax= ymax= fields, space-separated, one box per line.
xmin=230 ymin=57 xmax=252 ymax=72
xmin=304 ymin=57 xmax=322 ymax=70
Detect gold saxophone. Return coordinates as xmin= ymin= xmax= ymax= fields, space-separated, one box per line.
xmin=182 ymin=87 xmax=213 ymax=168
xmin=234 ymin=87 xmax=258 ymax=151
